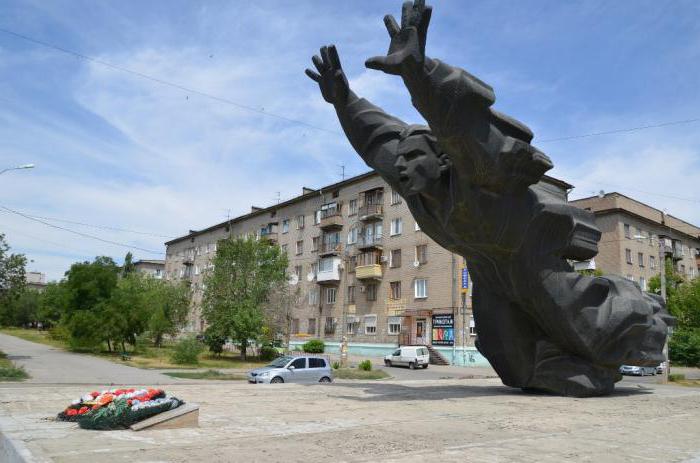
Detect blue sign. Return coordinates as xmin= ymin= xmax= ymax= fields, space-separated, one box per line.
xmin=461 ymin=268 xmax=469 ymax=289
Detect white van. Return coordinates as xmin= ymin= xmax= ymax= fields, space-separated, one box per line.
xmin=384 ymin=346 xmax=430 ymax=369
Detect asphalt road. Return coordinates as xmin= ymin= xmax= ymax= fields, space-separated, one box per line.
xmin=0 ymin=333 xmax=177 ymax=385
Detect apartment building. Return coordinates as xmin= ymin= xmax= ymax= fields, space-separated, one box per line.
xmin=164 ymin=171 xmax=572 ymax=365
xmin=133 ymin=259 xmax=165 ymax=279
xmin=571 ymin=193 xmax=700 ymax=289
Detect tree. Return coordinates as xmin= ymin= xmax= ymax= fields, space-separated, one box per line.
xmin=648 ymin=258 xmax=685 ymax=301
xmin=0 ymin=233 xmax=27 ymax=322
xmin=37 ymin=282 xmax=68 ymax=328
xmin=121 ymin=252 xmax=135 ymax=277
xmin=202 ymin=236 xmax=288 ymax=359
xmin=264 ymin=283 xmax=302 ymax=349
xmin=144 ymin=277 xmax=190 ymax=347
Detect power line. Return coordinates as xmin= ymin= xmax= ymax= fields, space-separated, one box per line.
xmin=0 ymin=27 xmax=341 ymax=136
xmin=24 ymin=213 xmax=176 ymax=238
xmin=4 ymin=27 xmax=699 ymax=144
xmin=569 ymin=178 xmax=700 ymax=204
xmin=0 ymin=205 xmax=164 ymax=255
xmin=1 ymin=223 xmax=90 ymax=258
xmin=538 ymin=118 xmax=700 ymax=143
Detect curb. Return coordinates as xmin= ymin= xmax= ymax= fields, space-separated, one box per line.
xmin=0 ymin=428 xmax=41 ymax=463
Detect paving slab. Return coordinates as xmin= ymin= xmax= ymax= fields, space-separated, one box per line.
xmin=1 ymin=378 xmax=699 ymax=462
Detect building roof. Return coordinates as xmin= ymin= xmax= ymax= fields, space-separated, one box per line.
xmin=571 ymin=192 xmax=700 ymax=241
xmin=165 ymin=170 xmax=574 ymax=246
xmin=133 ymin=259 xmax=165 ymax=265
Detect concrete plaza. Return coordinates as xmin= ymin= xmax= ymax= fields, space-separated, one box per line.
xmin=2 ymin=378 xmax=700 ymax=463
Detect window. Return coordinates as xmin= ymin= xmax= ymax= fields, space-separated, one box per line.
xmin=194 ymin=265 xmax=200 ymax=275
xmin=366 ymin=283 xmax=378 ymax=301
xmin=364 ymin=315 xmax=377 ymax=334
xmin=307 ymin=318 xmax=316 ymax=335
xmin=469 ymin=317 xmax=476 ymax=336
xmin=325 ymin=287 xmax=337 ymax=304
xmin=390 ymin=218 xmax=403 ymax=236
xmin=290 ymin=357 xmax=306 ymax=369
xmin=314 ymin=210 xmax=321 ymax=225
xmin=390 ymin=249 xmax=402 ymax=268
xmin=324 ymin=317 xmax=336 ymax=335
xmin=281 ymin=244 xmax=288 ymax=254
xmin=296 ymin=214 xmax=305 ymax=229
xmin=282 ymin=219 xmax=289 ymax=233
xmin=388 ymin=316 xmax=401 ymax=335
xmin=625 ymin=248 xmax=633 ymax=264
xmin=416 ymin=244 xmax=428 ymax=264
xmin=296 ymin=240 xmax=304 ymax=255
xmin=308 ymin=289 xmax=319 ymax=305
xmin=625 ymin=274 xmax=634 ymax=281
xmin=415 ymin=221 xmax=421 ymax=231
xmin=348 ymin=255 xmax=357 ymax=272
xmin=347 ymin=285 xmax=356 ymax=303
xmin=649 ymin=255 xmax=656 ymax=270
xmin=294 ymin=265 xmax=302 ymax=277
xmin=347 ymin=225 xmax=358 ymax=245
xmin=291 ymin=318 xmax=300 ymax=334
xmin=638 ymin=252 xmax=644 ymax=268
xmin=346 ymin=318 xmax=358 ymax=335
xmin=349 ymin=199 xmax=358 ymax=215
xmin=681 ymin=264 xmax=686 ymax=275
xmin=390 ymin=281 xmax=401 ymax=300
xmin=312 ymin=236 xmax=320 ymax=252
xmin=311 ymin=262 xmax=318 ymax=277
xmin=391 ymin=189 xmax=402 ymax=205
xmin=309 ymin=358 xmax=326 ymax=368
xmin=319 ymin=257 xmax=334 ymax=273
xmin=624 ymin=223 xmax=631 ymax=239
xmin=639 ymin=277 xmax=647 ymax=291
xmin=414 ymin=279 xmax=427 ymax=298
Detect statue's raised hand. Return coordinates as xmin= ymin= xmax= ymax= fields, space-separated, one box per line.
xmin=305 ymin=45 xmax=350 ymax=105
xmin=366 ymin=0 xmax=432 ymax=75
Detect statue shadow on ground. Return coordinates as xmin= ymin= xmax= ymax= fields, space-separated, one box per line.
xmin=328 ymin=382 xmax=654 ymax=402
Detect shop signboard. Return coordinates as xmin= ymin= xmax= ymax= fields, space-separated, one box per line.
xmin=431 ymin=314 xmax=454 ymax=346
xmin=461 ymin=267 xmax=469 ymax=293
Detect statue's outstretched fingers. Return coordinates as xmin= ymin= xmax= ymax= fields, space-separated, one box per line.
xmin=305 ymin=68 xmax=321 ymax=82
xmin=328 ymin=45 xmax=342 ymax=70
xmin=365 ymin=56 xmax=388 ymax=72
xmin=312 ymin=55 xmax=325 ymax=73
xmin=384 ymin=15 xmax=400 ymax=37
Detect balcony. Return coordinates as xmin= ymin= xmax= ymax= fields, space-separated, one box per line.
xmin=356 ymin=264 xmax=382 ymax=280
xmin=359 ymin=203 xmax=383 ymax=221
xmin=319 ymin=241 xmax=343 ymax=256
xmin=260 ymin=230 xmax=278 ymax=244
xmin=319 ymin=208 xmax=343 ymax=229
xmin=317 ymin=257 xmax=342 ymax=284
xmin=357 ymin=234 xmax=383 ymax=250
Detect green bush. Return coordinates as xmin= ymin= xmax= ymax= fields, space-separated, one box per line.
xmin=669 ymin=373 xmax=686 ymax=382
xmin=65 ymin=311 xmax=103 ymax=352
xmin=203 ymin=327 xmax=226 ymax=356
xmin=170 ymin=336 xmax=203 ymax=365
xmin=302 ymin=339 xmax=325 ymax=353
xmin=669 ymin=329 xmax=700 ymax=367
xmin=332 ymin=361 xmax=340 ymax=370
xmin=358 ymin=359 xmax=372 ymax=371
xmin=259 ymin=345 xmax=279 ymax=361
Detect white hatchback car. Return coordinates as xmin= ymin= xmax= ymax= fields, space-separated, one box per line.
xmin=384 ymin=346 xmax=430 ymax=369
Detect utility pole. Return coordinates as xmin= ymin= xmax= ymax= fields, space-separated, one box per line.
xmin=658 ymin=233 xmax=669 ymax=384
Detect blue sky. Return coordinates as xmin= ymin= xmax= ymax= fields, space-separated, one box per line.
xmin=1 ymin=0 xmax=699 ymax=280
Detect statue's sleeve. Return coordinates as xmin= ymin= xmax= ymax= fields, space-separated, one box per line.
xmin=334 ymin=95 xmax=421 ymax=191
xmin=401 ymin=59 xmax=534 ymax=143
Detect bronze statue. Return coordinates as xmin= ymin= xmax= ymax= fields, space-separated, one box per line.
xmin=306 ymin=0 xmax=673 ymax=397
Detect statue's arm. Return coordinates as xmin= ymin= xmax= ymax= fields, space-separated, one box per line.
xmin=305 ymin=45 xmax=410 ymax=189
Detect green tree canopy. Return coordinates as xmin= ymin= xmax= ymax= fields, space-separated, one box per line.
xmin=202 ymin=237 xmax=288 ymax=359
xmin=0 ymin=233 xmax=27 ymax=316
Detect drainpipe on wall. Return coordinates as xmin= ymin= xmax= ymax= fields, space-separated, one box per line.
xmin=451 ymin=253 xmax=456 ymax=365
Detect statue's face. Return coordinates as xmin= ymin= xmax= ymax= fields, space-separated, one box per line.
xmin=394 ymin=148 xmax=442 ymax=195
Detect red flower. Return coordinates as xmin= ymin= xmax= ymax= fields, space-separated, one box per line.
xmin=90 ymin=391 xmax=99 ymax=398
xmin=66 ymin=409 xmax=78 ymax=416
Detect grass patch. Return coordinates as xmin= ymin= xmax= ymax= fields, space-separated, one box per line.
xmin=1 ymin=328 xmax=269 ymax=370
xmin=0 ymin=351 xmax=29 ymax=381
xmin=163 ymin=369 xmax=247 ymax=380
xmin=334 ymin=368 xmax=390 ymax=380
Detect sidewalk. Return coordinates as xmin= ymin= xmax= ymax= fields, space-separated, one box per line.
xmin=1 ymin=379 xmax=699 ymax=462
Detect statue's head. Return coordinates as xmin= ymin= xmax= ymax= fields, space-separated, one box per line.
xmin=394 ymin=126 xmax=449 ymax=195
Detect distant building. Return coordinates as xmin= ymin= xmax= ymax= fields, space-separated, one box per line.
xmin=133 ymin=260 xmax=165 ymax=279
xmin=571 ymin=192 xmax=700 ymax=289
xmin=164 ymin=170 xmax=572 ymax=365
xmin=25 ymin=271 xmax=47 ymax=292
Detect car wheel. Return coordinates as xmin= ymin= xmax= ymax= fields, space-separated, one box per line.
xmin=422 ymin=364 xmax=428 ymax=369
xmin=319 ymin=376 xmax=332 ymax=383
xmin=270 ymin=376 xmax=284 ymax=384
xmin=409 ymin=362 xmax=416 ymax=370
xmin=385 ymin=360 xmax=392 ymax=367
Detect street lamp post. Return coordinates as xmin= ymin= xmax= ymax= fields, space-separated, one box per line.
xmin=0 ymin=164 xmax=35 ymax=176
